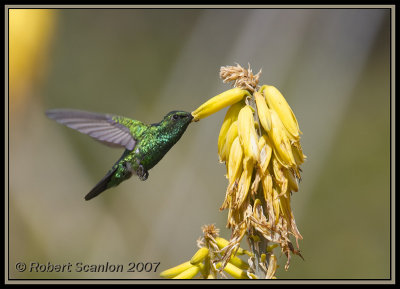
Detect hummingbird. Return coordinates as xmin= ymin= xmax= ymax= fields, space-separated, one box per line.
xmin=46 ymin=109 xmax=193 ymax=200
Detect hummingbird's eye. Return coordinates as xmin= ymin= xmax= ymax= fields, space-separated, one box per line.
xmin=172 ymin=114 xmax=179 ymax=120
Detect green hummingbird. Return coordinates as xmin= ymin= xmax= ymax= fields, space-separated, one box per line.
xmin=46 ymin=109 xmax=193 ymax=200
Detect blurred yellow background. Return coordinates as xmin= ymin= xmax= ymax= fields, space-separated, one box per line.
xmin=8 ymin=8 xmax=391 ymax=279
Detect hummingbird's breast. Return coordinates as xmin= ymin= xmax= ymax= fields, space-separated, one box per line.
xmin=135 ymin=129 xmax=178 ymax=170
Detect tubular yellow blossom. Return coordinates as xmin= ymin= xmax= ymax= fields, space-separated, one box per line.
xmin=215 ymin=236 xmax=230 ymax=250
xmin=221 ymin=121 xmax=238 ymax=163
xmin=172 ymin=264 xmax=201 ymax=279
xmin=278 ymin=192 xmax=292 ymax=219
xmin=269 ymin=109 xmax=295 ymax=168
xmin=272 ymin=157 xmax=289 ymax=197
xmin=192 ymin=88 xmax=249 ymax=121
xmin=227 ymin=137 xmax=243 ymax=185
xmin=236 ymin=157 xmax=254 ymax=208
xmin=190 ymin=247 xmax=210 ymax=265
xmin=261 ymin=173 xmax=274 ymax=225
xmin=261 ymin=85 xmax=301 ymax=139
xmin=228 ymin=255 xmax=250 ymax=270
xmin=237 ymin=106 xmax=260 ymax=162
xmin=217 ymin=101 xmax=245 ymax=162
xmin=258 ymin=134 xmax=273 ymax=177
xmin=215 ymin=237 xmax=252 ymax=256
xmin=262 ymin=173 xmax=273 ymax=204
xmin=160 ymin=261 xmax=194 ymax=278
xmin=254 ymin=91 xmax=272 ymax=132
xmin=215 ymin=262 xmax=249 ymax=279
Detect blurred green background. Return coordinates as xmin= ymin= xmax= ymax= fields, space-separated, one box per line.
xmin=9 ymin=8 xmax=391 ymax=280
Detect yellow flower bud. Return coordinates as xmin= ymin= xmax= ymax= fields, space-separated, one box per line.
xmin=237 ymin=106 xmax=259 ymax=162
xmin=272 ymin=157 xmax=289 ymax=197
xmin=221 ymin=121 xmax=238 ymax=163
xmin=160 ymin=261 xmax=194 ymax=278
xmin=192 ymin=88 xmax=248 ymax=121
xmin=262 ymin=85 xmax=301 ymax=139
xmin=268 ymin=109 xmax=295 ymax=167
xmin=215 ymin=262 xmax=249 ymax=279
xmin=172 ymin=264 xmax=201 ymax=279
xmin=261 ymin=173 xmax=275 ymax=225
xmin=217 ymin=101 xmax=245 ymax=162
xmin=272 ymin=187 xmax=281 ymax=222
xmin=228 ymin=255 xmax=249 ymax=270
xmin=236 ymin=157 xmax=254 ymax=208
xmin=214 ymin=236 xmax=230 ymax=249
xmin=190 ymin=247 xmax=209 ymax=265
xmin=258 ymin=134 xmax=273 ymax=177
xmin=278 ymin=192 xmax=292 ymax=219
xmin=215 ymin=237 xmax=251 ymax=256
xmin=254 ymin=91 xmax=272 ymax=132
xmin=227 ymin=137 xmax=243 ymax=185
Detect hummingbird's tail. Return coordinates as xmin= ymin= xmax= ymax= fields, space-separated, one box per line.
xmin=84 ymin=166 xmax=118 ymax=201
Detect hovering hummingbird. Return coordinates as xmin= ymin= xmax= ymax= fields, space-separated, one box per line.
xmin=46 ymin=109 xmax=193 ymax=200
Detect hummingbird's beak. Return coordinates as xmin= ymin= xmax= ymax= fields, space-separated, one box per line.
xmin=190 ymin=113 xmax=198 ymax=123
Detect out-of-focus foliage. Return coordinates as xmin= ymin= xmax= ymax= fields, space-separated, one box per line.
xmin=9 ymin=9 xmax=56 ymax=112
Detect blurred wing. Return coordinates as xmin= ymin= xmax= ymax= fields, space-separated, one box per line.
xmin=46 ymin=109 xmax=137 ymax=150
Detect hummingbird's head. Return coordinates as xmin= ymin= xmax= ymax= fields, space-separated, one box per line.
xmin=160 ymin=111 xmax=193 ymax=138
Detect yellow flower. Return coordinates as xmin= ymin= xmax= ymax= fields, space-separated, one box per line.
xmin=268 ymin=109 xmax=296 ymax=168
xmin=258 ymin=134 xmax=273 ymax=177
xmin=217 ymin=101 xmax=245 ymax=162
xmin=172 ymin=264 xmax=201 ymax=279
xmin=159 ymin=261 xmax=194 ymax=278
xmin=221 ymin=120 xmax=238 ymax=163
xmin=237 ymin=105 xmax=260 ymax=163
xmin=10 ymin=9 xmax=57 ymax=111
xmin=214 ymin=236 xmax=252 ymax=256
xmin=190 ymin=247 xmax=209 ymax=265
xmin=261 ymin=85 xmax=302 ymax=139
xmin=236 ymin=157 xmax=254 ymax=208
xmin=191 ymin=88 xmax=249 ymax=121
xmin=227 ymin=137 xmax=243 ymax=186
xmin=215 ymin=262 xmax=249 ymax=279
xmin=254 ymin=91 xmax=272 ymax=132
